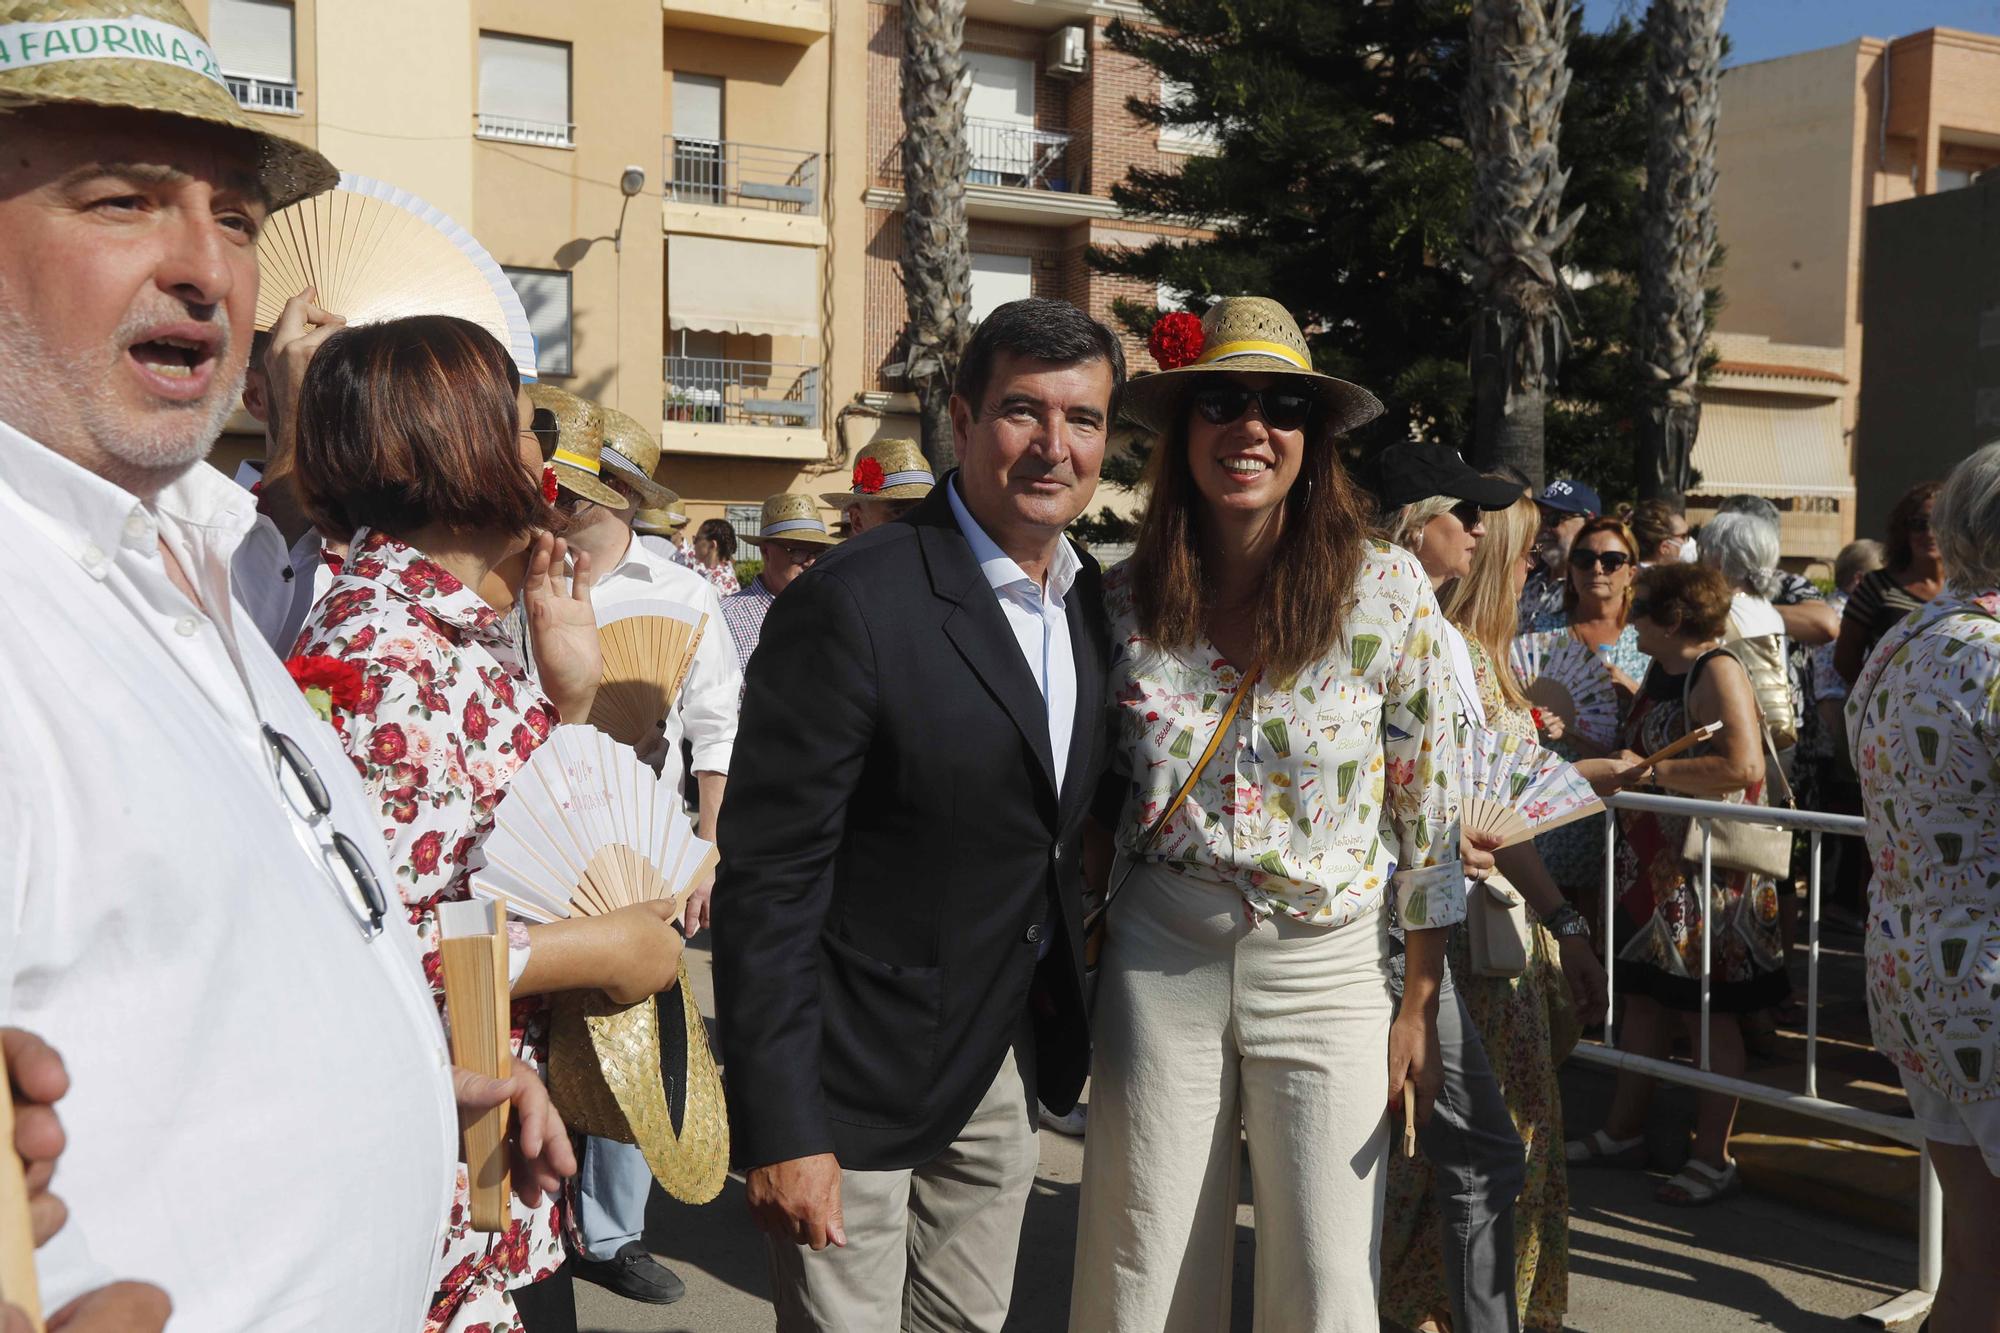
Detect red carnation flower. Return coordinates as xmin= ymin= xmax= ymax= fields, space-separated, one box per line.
xmin=1148 ymin=311 xmax=1205 ymax=371
xmin=285 ymin=655 xmax=364 ymax=723
xmin=542 ymin=465 xmax=559 ymax=505
xmin=854 ymin=457 xmax=887 ymax=494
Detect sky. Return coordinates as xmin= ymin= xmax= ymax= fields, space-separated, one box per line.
xmin=1579 ymin=0 xmax=2000 ymax=68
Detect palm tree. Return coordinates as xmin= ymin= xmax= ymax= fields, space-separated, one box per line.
xmin=1465 ymin=0 xmax=1584 ymax=489
xmin=899 ymin=0 xmax=972 ymax=472
xmin=1636 ymin=0 xmax=1725 ymax=502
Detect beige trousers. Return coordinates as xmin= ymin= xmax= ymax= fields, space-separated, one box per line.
xmin=766 ymin=1041 xmax=1040 ymax=1332
xmin=1070 ymin=863 xmax=1395 ymax=1333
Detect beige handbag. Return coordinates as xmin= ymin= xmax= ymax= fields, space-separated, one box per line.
xmin=1677 ymin=648 xmax=1795 ymax=881
xmin=1467 ymin=872 xmax=1533 ymax=978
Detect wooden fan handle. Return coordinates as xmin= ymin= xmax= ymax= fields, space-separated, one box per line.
xmin=0 ymin=1042 xmax=43 ymax=1332
xmin=1629 ymin=721 xmax=1724 ymax=776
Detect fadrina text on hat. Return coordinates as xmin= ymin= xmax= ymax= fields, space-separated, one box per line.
xmin=0 ymin=17 xmax=224 ymax=84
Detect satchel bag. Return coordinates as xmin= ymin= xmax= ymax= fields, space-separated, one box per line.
xmin=1678 ymin=648 xmax=1796 ymax=881
xmin=1466 ymin=872 xmax=1533 ymax=979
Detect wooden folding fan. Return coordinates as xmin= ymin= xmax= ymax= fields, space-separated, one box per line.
xmin=1460 ymin=726 xmax=1602 ymax=849
xmin=589 ymin=600 xmax=708 ymax=747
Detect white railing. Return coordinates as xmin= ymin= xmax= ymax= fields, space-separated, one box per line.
xmin=475 ymin=113 xmax=575 ymax=148
xmin=965 ymin=118 xmax=1085 ymax=192
xmin=1580 ymin=791 xmax=1935 ymax=1327
xmin=664 ymin=358 xmax=820 ymax=430
xmin=224 ymin=73 xmax=298 ymax=114
xmin=664 ymin=137 xmax=821 ymax=215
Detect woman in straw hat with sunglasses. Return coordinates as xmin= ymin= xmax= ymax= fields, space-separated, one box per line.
xmin=1073 ymin=299 xmax=1475 ymax=1331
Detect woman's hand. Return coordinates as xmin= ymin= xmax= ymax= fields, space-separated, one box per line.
xmin=1460 ymin=830 xmax=1501 ymax=882
xmin=522 ymin=534 xmax=601 ymax=721
xmin=1556 ymin=935 xmax=1609 ymax=1026
xmin=1533 ymin=707 xmax=1566 ymax=743
xmin=1576 ymin=753 xmax=1644 ymax=795
xmin=1387 ymin=1007 xmax=1443 ymax=1129
xmin=516 ymin=901 xmax=685 ymax=1003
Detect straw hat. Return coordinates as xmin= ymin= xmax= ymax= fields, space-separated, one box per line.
xmin=597 ymin=406 xmax=673 ymax=508
xmin=632 ymin=488 xmax=688 ymax=537
xmin=1120 ymin=297 xmax=1384 ymax=437
xmin=0 ymin=0 xmax=337 ymax=211
xmin=525 ymin=383 xmax=625 ymax=509
xmin=738 ymin=493 xmax=839 ymax=548
xmin=820 ymin=437 xmax=935 ymax=506
xmin=548 ymin=961 xmax=729 ymax=1204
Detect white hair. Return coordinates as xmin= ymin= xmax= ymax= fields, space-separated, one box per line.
xmin=1384 ymin=495 xmax=1457 ymax=552
xmin=1935 ymin=441 xmax=2000 ymax=591
xmin=1699 ymin=510 xmax=1782 ymax=599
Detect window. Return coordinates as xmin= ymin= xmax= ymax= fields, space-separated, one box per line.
xmin=1157 ymin=77 xmax=1219 ymax=154
xmin=478 ymin=33 xmax=572 ymax=147
xmin=503 ymin=267 xmax=572 ymax=377
xmin=670 ymin=74 xmax=726 ymax=201
xmin=211 ymin=0 xmax=297 ymax=113
xmin=965 ymin=52 xmax=1036 ymax=183
xmin=969 ymin=251 xmax=1033 ymax=325
xmin=725 ymin=504 xmax=766 ymax=544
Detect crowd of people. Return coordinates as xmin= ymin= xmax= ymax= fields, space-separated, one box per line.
xmin=4 ymin=7 xmax=1998 ymax=1333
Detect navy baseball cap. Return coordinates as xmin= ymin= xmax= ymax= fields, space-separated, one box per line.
xmin=1538 ymin=478 xmax=1601 ymax=516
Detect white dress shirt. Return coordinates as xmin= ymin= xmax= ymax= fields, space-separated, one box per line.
xmin=0 ymin=423 xmax=457 ymax=1328
xmin=946 ymin=478 xmax=1079 ymax=792
xmin=228 ymin=457 xmax=331 ymax=654
xmin=591 ymin=530 xmax=741 ymax=793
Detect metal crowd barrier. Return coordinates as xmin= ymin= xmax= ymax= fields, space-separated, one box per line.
xmin=1576 ymin=790 xmax=1936 ymax=1327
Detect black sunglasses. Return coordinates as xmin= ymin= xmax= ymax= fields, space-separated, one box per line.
xmin=262 ymin=724 xmax=390 ymax=937
xmin=1449 ymin=500 xmax=1484 ymax=527
xmin=1570 ymin=549 xmax=1633 ymax=573
xmin=530 ymin=407 xmax=561 ymax=460
xmin=1192 ymin=385 xmax=1318 ymax=432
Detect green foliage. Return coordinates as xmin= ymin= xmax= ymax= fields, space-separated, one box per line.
xmin=734 ymin=559 xmax=764 ymax=585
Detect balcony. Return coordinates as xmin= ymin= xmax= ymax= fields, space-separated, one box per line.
xmin=662 ymin=0 xmax=827 ymax=45
xmin=967 ymin=118 xmax=1085 ymax=192
xmin=662 ymin=357 xmax=824 ymax=459
xmin=666 ymin=139 xmax=820 ymax=214
xmin=225 ymin=73 xmax=298 ymax=115
xmin=474 ymin=113 xmax=575 ymax=149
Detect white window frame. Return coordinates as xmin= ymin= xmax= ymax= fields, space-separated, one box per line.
xmin=477 ymin=33 xmax=574 ymax=149
xmin=503 ymin=266 xmax=573 ymax=378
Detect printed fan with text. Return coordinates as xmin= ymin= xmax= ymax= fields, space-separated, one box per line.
xmin=1461 ymin=727 xmax=1602 ymax=849
xmin=589 ymin=600 xmax=708 ymax=748
xmin=1509 ymin=630 xmax=1620 ymax=749
xmin=470 ymin=726 xmax=715 ymax=925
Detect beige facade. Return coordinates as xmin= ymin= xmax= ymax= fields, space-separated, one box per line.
xmin=1706 ymin=27 xmax=2000 ymax=559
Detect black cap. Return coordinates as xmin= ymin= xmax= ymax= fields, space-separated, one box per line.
xmin=1364 ymin=443 xmax=1525 ymax=511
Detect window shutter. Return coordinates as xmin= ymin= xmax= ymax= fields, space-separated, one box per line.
xmin=211 ymin=0 xmax=294 ymax=81
xmin=969 ymin=252 xmax=1033 ymax=324
xmin=503 ymin=268 xmax=572 ymax=377
xmin=478 ymin=34 xmax=570 ymax=129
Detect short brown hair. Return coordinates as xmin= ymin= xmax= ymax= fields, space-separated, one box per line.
xmin=1627 ymin=499 xmax=1683 ymax=561
xmin=294 ymin=315 xmax=552 ymax=540
xmin=1631 ymin=563 xmax=1734 ymax=641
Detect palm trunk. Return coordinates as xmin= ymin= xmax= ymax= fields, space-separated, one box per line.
xmin=1636 ymin=0 xmax=1725 ymax=503
xmin=900 ymin=0 xmax=972 ymax=474
xmin=1465 ymin=0 xmax=1582 ymax=489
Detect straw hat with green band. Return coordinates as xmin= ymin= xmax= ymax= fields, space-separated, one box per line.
xmin=524 ymin=383 xmax=625 ymax=509
xmin=632 ymin=487 xmax=688 ymax=537
xmin=819 ymin=437 xmax=935 ymax=506
xmin=0 ymin=0 xmax=338 ymax=211
xmin=1120 ymin=297 xmax=1384 ymax=438
xmin=596 ymin=405 xmax=672 ymax=508
xmin=738 ymin=493 xmax=839 ymax=548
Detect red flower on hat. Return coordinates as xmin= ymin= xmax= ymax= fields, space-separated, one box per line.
xmin=285 ymin=654 xmax=364 ymax=724
xmin=854 ymin=457 xmax=887 ymax=494
xmin=1148 ymin=311 xmax=1205 ymax=371
xmin=541 ymin=465 xmax=559 ymax=505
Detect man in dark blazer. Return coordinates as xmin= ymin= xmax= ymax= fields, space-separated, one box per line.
xmin=714 ymin=298 xmax=1124 ymax=1331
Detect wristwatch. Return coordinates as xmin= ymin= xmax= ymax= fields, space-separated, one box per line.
xmin=1540 ymin=902 xmax=1591 ymax=940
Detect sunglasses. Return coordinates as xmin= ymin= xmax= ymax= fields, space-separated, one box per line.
xmin=261 ymin=724 xmax=390 ymax=938
xmin=530 ymin=407 xmax=561 ymax=460
xmin=1569 ymin=549 xmax=1633 ymax=573
xmin=1192 ymin=386 xmax=1317 ymax=432
xmin=1449 ymin=500 xmax=1484 ymax=527
xmin=1909 ymin=516 xmax=1932 ymax=532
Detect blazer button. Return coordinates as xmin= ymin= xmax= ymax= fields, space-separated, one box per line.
xmin=1052 ymin=844 xmax=1063 ymax=863
xmin=1024 ymin=923 xmax=1044 ymax=945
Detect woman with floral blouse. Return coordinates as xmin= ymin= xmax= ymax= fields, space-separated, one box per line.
xmin=1070 ymin=298 xmax=1473 ymax=1332
xmin=289 ymin=316 xmax=687 ymax=1333
xmin=1847 ymin=443 xmax=2000 ymax=1332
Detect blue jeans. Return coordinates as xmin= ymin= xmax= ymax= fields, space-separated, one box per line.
xmin=575 ymin=1135 xmax=652 ymax=1261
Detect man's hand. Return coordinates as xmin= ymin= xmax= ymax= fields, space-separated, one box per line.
xmin=679 ymin=870 xmax=715 ymax=940
xmin=261 ymin=287 xmax=345 ymax=463
xmin=1387 ymin=1008 xmax=1443 ymax=1129
xmin=1557 ymin=935 xmax=1610 ymax=1027
xmin=452 ymin=1058 xmax=578 ymax=1208
xmin=745 ymin=1153 xmax=846 ymax=1251
xmin=522 ymin=536 xmax=601 ymax=722
xmin=1460 ymin=830 xmax=1502 ymax=882
xmin=20 ymin=1282 xmax=171 ymax=1333
xmin=6 ymin=1028 xmax=69 ymax=1247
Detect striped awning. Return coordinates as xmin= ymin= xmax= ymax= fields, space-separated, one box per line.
xmin=1690 ymin=389 xmax=1853 ymax=499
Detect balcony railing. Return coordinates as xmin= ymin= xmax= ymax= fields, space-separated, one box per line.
xmin=225 ymin=73 xmax=298 ymax=114
xmin=664 ymin=138 xmax=821 ymax=215
xmin=475 ymin=113 xmax=575 ymax=148
xmin=665 ymin=358 xmax=821 ymax=430
xmin=966 ymin=118 xmax=1085 ymax=193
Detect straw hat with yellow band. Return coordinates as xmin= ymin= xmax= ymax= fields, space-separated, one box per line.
xmin=0 ymin=0 xmax=337 ymax=211
xmin=596 ymin=405 xmax=673 ymax=509
xmin=632 ymin=488 xmax=689 ymax=538
xmin=819 ymin=437 xmax=935 ymax=507
xmin=738 ymin=493 xmax=839 ymax=548
xmin=1120 ymin=297 xmax=1384 ymax=438
xmin=524 ymin=383 xmax=625 ymax=509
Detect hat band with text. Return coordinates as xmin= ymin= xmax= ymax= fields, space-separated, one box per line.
xmin=1197 ymin=339 xmax=1311 ymax=372
xmin=0 ymin=18 xmax=226 ymax=87
xmin=760 ymin=517 xmax=827 ymax=537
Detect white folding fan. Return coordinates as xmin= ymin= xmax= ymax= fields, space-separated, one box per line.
xmin=1509 ymin=629 xmax=1621 ymax=748
xmin=255 ymin=173 xmax=538 ymax=380
xmin=1460 ymin=726 xmax=1603 ymax=849
xmin=471 ymin=726 xmax=715 ymax=925
xmin=589 ymin=601 xmax=708 ymax=748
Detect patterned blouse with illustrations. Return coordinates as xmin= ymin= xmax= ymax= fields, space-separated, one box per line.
xmin=1847 ymin=590 xmax=2000 ymax=1102
xmin=292 ymin=528 xmax=564 ymax=1333
xmin=1103 ymin=541 xmax=1466 ymax=933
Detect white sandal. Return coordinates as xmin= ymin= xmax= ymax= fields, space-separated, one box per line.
xmin=1657 ymin=1157 xmax=1738 ymax=1206
xmin=1564 ymin=1129 xmax=1644 ymax=1166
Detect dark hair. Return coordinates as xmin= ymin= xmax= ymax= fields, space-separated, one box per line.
xmin=294 ymin=315 xmax=551 ymax=541
xmin=696 ymin=518 xmax=737 ymax=561
xmin=1127 ymin=403 xmax=1372 ymax=681
xmin=1885 ymin=479 xmax=1942 ymax=571
xmin=1627 ymin=498 xmax=1683 ymax=561
xmin=1631 ymin=562 xmax=1734 ymax=641
xmin=952 ymin=297 xmax=1126 ymax=422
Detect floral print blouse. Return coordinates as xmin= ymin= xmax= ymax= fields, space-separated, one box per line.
xmin=1847 ymin=588 xmax=2000 ymax=1103
xmin=1104 ymin=542 xmax=1466 ymax=932
xmin=292 ymin=528 xmax=564 ymax=1333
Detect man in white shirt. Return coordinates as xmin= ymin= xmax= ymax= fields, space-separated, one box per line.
xmin=0 ymin=9 xmax=567 ymax=1326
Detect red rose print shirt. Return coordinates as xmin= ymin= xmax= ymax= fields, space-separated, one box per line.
xmin=293 ymin=528 xmax=562 ymax=1333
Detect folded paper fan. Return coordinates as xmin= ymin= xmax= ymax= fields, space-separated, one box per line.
xmin=255 ymin=173 xmax=537 ymax=380
xmin=1461 ymin=726 xmax=1603 ymax=849
xmin=590 ymin=601 xmax=708 ymax=747
xmin=1509 ymin=629 xmax=1620 ymax=748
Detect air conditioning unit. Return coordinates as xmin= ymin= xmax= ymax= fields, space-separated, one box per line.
xmin=1044 ymin=25 xmax=1087 ymax=78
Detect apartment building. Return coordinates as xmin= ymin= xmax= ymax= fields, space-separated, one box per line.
xmin=1699 ymin=26 xmax=2000 ymax=560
